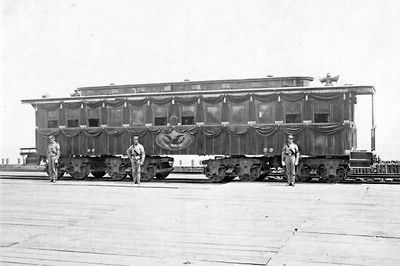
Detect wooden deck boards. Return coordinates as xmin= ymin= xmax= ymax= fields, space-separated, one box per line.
xmin=1 ymin=177 xmax=400 ymax=265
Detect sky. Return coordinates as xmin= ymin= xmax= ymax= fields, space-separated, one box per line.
xmin=1 ymin=0 xmax=400 ymax=163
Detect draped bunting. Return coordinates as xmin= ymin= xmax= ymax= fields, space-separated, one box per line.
xmin=226 ymin=94 xmax=251 ymax=104
xmin=125 ymin=127 xmax=148 ymax=137
xmin=279 ymin=124 xmax=306 ymax=135
xmin=63 ymin=102 xmax=82 ymax=110
xmin=37 ymin=123 xmax=347 ymax=139
xmin=253 ymin=94 xmax=279 ymax=102
xmin=37 ymin=129 xmax=61 ymax=138
xmin=280 ymin=93 xmax=305 ymax=102
xmin=82 ymin=128 xmax=103 ymax=137
xmin=104 ymin=127 xmax=125 ymax=136
xmin=202 ymin=95 xmax=225 ymax=104
xmin=60 ymin=129 xmax=81 ymax=138
xmin=36 ymin=103 xmax=61 ymax=111
xmin=175 ymin=96 xmax=199 ymax=105
xmin=308 ymin=123 xmax=346 ymax=134
xmin=202 ymin=126 xmax=224 ymax=137
xmin=105 ymin=99 xmax=125 ymax=108
xmin=308 ymin=92 xmax=344 ymax=101
xmin=253 ymin=125 xmax=279 ymax=136
xmin=226 ymin=125 xmax=251 ymax=136
xmin=151 ymin=97 xmax=173 ymax=105
xmin=127 ymin=98 xmax=148 ymax=107
xmin=85 ymin=101 xmax=104 ymax=109
xmin=36 ymin=123 xmax=352 ymax=157
xmin=35 ymin=91 xmax=347 ymax=113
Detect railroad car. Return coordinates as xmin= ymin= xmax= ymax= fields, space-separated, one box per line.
xmin=21 ymin=75 xmax=375 ymax=182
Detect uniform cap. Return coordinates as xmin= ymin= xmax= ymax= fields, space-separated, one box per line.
xmin=49 ymin=135 xmax=55 ymax=140
xmin=288 ymin=134 xmax=294 ymax=139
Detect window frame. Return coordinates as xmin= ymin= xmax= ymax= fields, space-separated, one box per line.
xmin=229 ymin=102 xmax=248 ymax=124
xmin=107 ymin=106 xmax=124 ymax=127
xmin=153 ymin=105 xmax=169 ymax=126
xmin=312 ymin=102 xmax=331 ymax=123
xmin=180 ymin=105 xmax=196 ymax=125
xmin=256 ymin=101 xmax=275 ymax=124
xmin=47 ymin=110 xmax=59 ymax=129
xmin=65 ymin=109 xmax=80 ymax=128
xmin=204 ymin=103 xmax=222 ymax=125
xmin=283 ymin=102 xmax=302 ymax=123
xmin=86 ymin=107 xmax=101 ymax=127
xmin=129 ymin=106 xmax=146 ymax=126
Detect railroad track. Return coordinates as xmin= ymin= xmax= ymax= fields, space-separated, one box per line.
xmin=2 ymin=172 xmax=400 ymax=184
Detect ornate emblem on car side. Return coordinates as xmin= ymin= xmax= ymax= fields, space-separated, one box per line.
xmin=155 ymin=129 xmax=194 ymax=150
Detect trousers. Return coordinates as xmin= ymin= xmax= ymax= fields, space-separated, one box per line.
xmin=48 ymin=157 xmax=58 ymax=181
xmin=285 ymin=155 xmax=296 ymax=184
xmin=131 ymin=160 xmax=141 ymax=184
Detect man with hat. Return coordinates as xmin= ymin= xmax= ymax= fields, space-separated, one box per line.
xmin=127 ymin=136 xmax=145 ymax=184
xmin=46 ymin=135 xmax=60 ymax=183
xmin=281 ymin=134 xmax=299 ymax=186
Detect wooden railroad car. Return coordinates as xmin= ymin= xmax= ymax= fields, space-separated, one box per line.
xmin=21 ymin=75 xmax=375 ymax=182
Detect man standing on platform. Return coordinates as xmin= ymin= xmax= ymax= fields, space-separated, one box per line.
xmin=281 ymin=134 xmax=299 ymax=186
xmin=46 ymin=135 xmax=60 ymax=183
xmin=127 ymin=136 xmax=145 ymax=184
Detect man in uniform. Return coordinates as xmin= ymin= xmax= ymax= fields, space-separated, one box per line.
xmin=127 ymin=136 xmax=145 ymax=184
xmin=281 ymin=134 xmax=299 ymax=186
xmin=46 ymin=135 xmax=60 ymax=183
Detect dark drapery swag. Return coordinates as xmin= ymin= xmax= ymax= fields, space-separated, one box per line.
xmin=35 ymin=91 xmax=348 ymax=112
xmin=37 ymin=123 xmax=347 ymax=139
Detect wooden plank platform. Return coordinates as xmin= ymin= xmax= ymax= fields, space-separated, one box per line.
xmin=1 ymin=175 xmax=399 ymax=265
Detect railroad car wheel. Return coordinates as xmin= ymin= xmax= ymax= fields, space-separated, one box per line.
xmin=335 ymin=167 xmax=347 ymax=182
xmin=317 ymin=165 xmax=328 ymax=182
xmin=223 ymin=174 xmax=236 ymax=182
xmin=155 ymin=172 xmax=169 ymax=180
xmin=91 ymin=171 xmax=106 ymax=179
xmin=296 ymin=165 xmax=307 ymax=182
xmin=57 ymin=171 xmax=65 ymax=179
xmin=141 ymin=165 xmax=156 ymax=181
xmin=239 ymin=164 xmax=260 ymax=182
xmin=206 ymin=166 xmax=226 ymax=183
xmin=109 ymin=171 xmax=127 ymax=181
xmin=70 ymin=171 xmax=88 ymax=180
